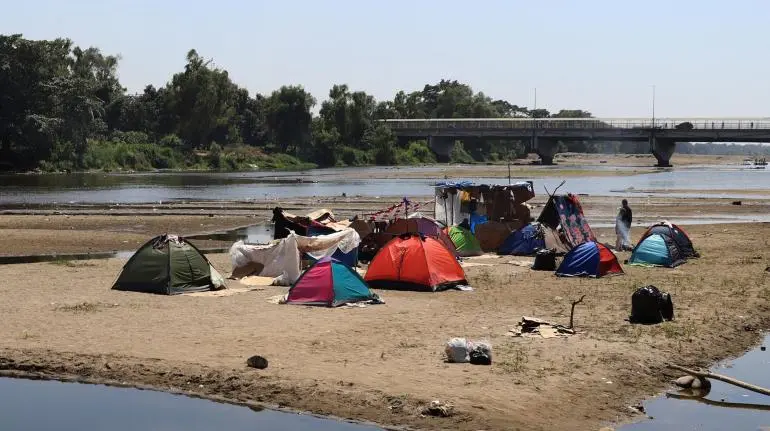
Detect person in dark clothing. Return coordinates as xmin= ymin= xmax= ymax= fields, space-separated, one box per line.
xmin=615 ymin=199 xmax=633 ymax=250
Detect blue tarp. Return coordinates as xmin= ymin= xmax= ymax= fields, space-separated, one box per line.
xmin=499 ymin=224 xmax=545 ymax=255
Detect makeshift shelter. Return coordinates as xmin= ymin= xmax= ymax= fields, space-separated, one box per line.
xmin=434 ymin=181 xmax=535 ymax=227
xmin=285 ymin=257 xmax=378 ymax=307
xmin=638 ymin=222 xmax=698 ymax=258
xmin=499 ymin=222 xmax=569 ymax=255
xmin=365 ymin=235 xmax=467 ymax=291
xmin=499 ymin=223 xmax=545 ymax=255
xmin=382 ymin=217 xmax=456 ymax=255
xmin=629 ymin=234 xmax=686 ymax=267
xmin=446 ymin=225 xmax=483 ymax=257
xmin=229 ymin=229 xmax=361 ymax=285
xmin=474 ymin=221 xmax=513 ymax=252
xmin=112 ymin=235 xmax=226 ymax=295
xmin=555 ymin=241 xmax=623 ymax=278
xmin=537 ymin=194 xmax=596 ymax=249
xmin=272 ymin=207 xmax=349 ymax=240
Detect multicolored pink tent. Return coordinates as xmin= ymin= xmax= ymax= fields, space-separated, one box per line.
xmin=286 ymin=257 xmax=379 ymax=307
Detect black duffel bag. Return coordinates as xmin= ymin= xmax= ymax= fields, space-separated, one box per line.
xmin=630 ymin=285 xmax=674 ymax=324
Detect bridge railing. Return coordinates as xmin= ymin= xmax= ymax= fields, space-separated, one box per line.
xmin=382 ymin=118 xmax=770 ymax=130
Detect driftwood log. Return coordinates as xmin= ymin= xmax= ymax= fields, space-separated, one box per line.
xmin=568 ymin=295 xmax=586 ymax=329
xmin=669 ymin=364 xmax=770 ymax=397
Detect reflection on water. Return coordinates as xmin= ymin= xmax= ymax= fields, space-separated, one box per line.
xmin=620 ymin=335 xmax=770 ymax=431
xmin=0 ymin=166 xmax=768 ymax=204
xmin=0 ymin=378 xmax=381 ymax=431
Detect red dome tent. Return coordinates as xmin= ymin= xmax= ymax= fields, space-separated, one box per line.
xmin=364 ymin=234 xmax=467 ymax=292
xmin=382 ymin=217 xmax=456 ymax=255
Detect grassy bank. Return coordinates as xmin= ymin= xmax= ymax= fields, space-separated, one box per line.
xmin=37 ymin=140 xmax=317 ymax=173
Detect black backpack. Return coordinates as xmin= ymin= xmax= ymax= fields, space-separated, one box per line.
xmin=532 ymin=249 xmax=556 ymax=271
xmin=630 ymin=285 xmax=674 ymax=324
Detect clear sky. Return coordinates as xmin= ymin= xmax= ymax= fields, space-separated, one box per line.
xmin=2 ymin=0 xmax=768 ymax=118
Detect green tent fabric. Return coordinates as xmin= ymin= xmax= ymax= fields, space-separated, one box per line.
xmin=447 ymin=225 xmax=483 ymax=257
xmin=112 ymin=235 xmax=226 ymax=295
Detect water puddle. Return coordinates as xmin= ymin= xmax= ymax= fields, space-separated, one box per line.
xmin=187 ymin=222 xmax=273 ymax=244
xmin=620 ymin=334 xmax=770 ymax=430
xmin=0 ymin=378 xmax=381 ymax=431
xmin=0 ymin=223 xmax=272 ymax=266
xmin=0 ymin=251 xmax=135 ymax=265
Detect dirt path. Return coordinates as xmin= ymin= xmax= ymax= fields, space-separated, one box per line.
xmin=0 ymin=223 xmax=768 ymax=430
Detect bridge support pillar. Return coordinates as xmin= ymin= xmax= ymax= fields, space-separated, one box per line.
xmin=428 ymin=136 xmax=455 ymax=162
xmin=650 ymin=137 xmax=676 ymax=167
xmin=533 ymin=136 xmax=559 ymax=165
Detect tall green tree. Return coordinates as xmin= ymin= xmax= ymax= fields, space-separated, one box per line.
xmin=264 ymin=85 xmax=315 ymax=155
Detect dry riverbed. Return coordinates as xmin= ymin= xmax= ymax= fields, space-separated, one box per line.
xmin=0 ymin=200 xmax=769 ymax=430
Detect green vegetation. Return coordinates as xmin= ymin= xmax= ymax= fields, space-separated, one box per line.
xmin=1 ymin=34 xmax=766 ymax=173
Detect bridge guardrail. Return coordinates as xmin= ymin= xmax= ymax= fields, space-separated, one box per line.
xmin=382 ymin=118 xmax=770 ymax=130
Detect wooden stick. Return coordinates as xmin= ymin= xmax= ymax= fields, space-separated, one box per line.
xmin=569 ymin=295 xmax=586 ymax=329
xmin=668 ymin=364 xmax=770 ymax=397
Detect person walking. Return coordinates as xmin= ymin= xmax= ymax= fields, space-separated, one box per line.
xmin=615 ymin=199 xmax=633 ymax=251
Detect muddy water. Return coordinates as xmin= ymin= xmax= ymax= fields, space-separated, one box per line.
xmin=620 ymin=335 xmax=770 ymax=430
xmin=0 ymin=378 xmax=382 ymax=431
xmin=0 ymin=165 xmax=768 ymax=204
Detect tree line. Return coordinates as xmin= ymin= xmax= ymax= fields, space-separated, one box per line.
xmin=1 ymin=34 xmax=766 ymax=172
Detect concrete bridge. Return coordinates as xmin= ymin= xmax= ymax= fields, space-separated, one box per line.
xmin=382 ymin=118 xmax=770 ymax=166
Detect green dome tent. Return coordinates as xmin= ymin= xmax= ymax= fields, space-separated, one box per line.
xmin=112 ymin=235 xmax=226 ymax=295
xmin=446 ymin=225 xmax=483 ymax=257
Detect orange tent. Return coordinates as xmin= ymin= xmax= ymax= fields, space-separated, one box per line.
xmin=382 ymin=217 xmax=457 ymax=255
xmin=364 ymin=234 xmax=467 ymax=292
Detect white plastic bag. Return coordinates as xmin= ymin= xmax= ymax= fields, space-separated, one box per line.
xmin=445 ymin=338 xmax=469 ymax=363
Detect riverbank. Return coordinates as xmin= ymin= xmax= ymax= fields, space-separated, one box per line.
xmin=0 ymin=205 xmax=769 ymax=430
xmin=2 ymin=194 xmax=770 ymax=256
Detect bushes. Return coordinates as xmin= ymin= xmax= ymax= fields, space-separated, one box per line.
xmin=339 ymin=146 xmax=372 ymax=166
xmin=395 ymin=141 xmax=436 ymax=165
xmin=81 ymin=140 xmax=183 ymax=171
xmin=449 ymin=142 xmax=475 ymax=163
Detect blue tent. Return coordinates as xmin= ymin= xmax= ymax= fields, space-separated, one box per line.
xmin=629 ymin=233 xmax=685 ymax=267
xmin=499 ymin=224 xmax=545 ymax=255
xmin=556 ymin=241 xmax=623 ymax=278
xmin=287 ymin=258 xmax=378 ymax=307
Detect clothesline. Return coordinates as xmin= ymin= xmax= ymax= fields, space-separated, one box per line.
xmin=360 ymin=198 xmax=436 ymax=220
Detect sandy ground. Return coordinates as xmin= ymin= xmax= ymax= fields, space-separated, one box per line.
xmin=1 ymin=209 xmax=770 ymax=430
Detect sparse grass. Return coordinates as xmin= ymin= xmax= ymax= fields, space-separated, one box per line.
xmin=397 ymin=340 xmax=424 ymax=349
xmin=53 ymin=301 xmax=119 ymax=313
xmin=496 ymin=343 xmax=529 ymax=374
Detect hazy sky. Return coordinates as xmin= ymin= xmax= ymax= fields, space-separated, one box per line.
xmin=3 ymin=0 xmax=769 ymax=118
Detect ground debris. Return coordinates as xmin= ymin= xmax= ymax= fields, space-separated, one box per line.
xmin=421 ymin=400 xmax=454 ymax=417
xmin=508 ymin=316 xmax=576 ymax=338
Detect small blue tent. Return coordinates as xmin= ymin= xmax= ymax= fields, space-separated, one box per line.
xmin=629 ymin=233 xmax=685 ymax=267
xmin=556 ymin=241 xmax=623 ymax=278
xmin=499 ymin=224 xmax=545 ymax=255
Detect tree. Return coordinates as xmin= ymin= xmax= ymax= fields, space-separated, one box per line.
xmin=264 ymin=85 xmax=315 ymax=155
xmin=164 ymin=49 xmax=239 ymax=149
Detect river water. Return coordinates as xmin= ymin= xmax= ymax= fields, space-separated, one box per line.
xmin=0 ymin=164 xmax=768 ymax=205
xmin=0 ymin=378 xmax=381 ymax=431
xmin=620 ymin=334 xmax=770 ymax=430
